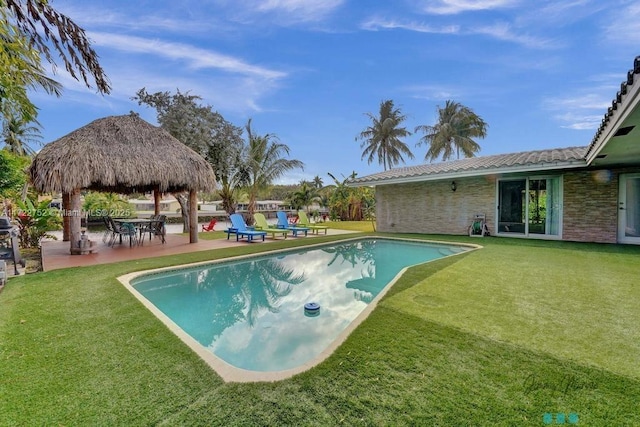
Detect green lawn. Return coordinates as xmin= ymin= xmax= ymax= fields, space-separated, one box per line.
xmin=1 ymin=233 xmax=639 ymax=425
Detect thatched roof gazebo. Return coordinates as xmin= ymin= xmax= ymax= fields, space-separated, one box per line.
xmin=29 ymin=113 xmax=216 ymax=253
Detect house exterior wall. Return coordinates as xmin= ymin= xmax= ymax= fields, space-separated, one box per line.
xmin=376 ymin=177 xmax=496 ymax=235
xmin=375 ymin=167 xmax=639 ymax=244
xmin=562 ymin=169 xmax=619 ymax=243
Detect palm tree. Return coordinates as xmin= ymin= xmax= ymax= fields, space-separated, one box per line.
xmin=415 ymin=100 xmax=488 ymax=162
xmin=244 ymin=119 xmax=304 ymax=220
xmin=2 ymin=1 xmax=109 ymax=124
xmin=291 ymin=182 xmax=320 ymax=213
xmin=312 ymin=175 xmax=323 ymax=189
xmin=356 ymin=100 xmax=414 ymax=171
xmin=2 ymin=116 xmax=42 ymax=155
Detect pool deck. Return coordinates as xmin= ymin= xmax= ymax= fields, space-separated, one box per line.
xmin=41 ymin=226 xmax=357 ymax=272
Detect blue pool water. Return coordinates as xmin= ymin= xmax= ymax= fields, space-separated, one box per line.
xmin=131 ymin=238 xmax=469 ymax=373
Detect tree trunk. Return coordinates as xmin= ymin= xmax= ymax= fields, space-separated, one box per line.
xmin=154 ymin=187 xmax=161 ymax=215
xmin=189 ymin=190 xmax=198 ymax=243
xmin=173 ymin=192 xmax=190 ymax=233
xmin=69 ymin=189 xmax=82 ymax=254
xmin=62 ymin=192 xmax=70 ymax=241
xmin=247 ymin=191 xmax=256 ymax=226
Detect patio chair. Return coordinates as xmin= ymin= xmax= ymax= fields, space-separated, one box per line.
xmin=275 ymin=211 xmax=309 ymax=237
xmin=297 ymin=211 xmax=328 ymax=235
xmin=202 ymin=218 xmax=217 ymax=232
xmin=253 ymin=213 xmax=288 ymax=239
xmin=149 ymin=215 xmax=166 ymax=244
xmin=108 ymin=217 xmax=138 ymax=247
xmin=227 ymin=213 xmax=267 ymax=242
xmin=137 ymin=215 xmax=157 ymax=243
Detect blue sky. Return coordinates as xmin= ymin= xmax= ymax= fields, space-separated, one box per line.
xmin=32 ymin=0 xmax=639 ymax=184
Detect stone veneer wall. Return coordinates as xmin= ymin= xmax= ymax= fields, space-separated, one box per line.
xmin=376 ymin=177 xmax=496 ymax=235
xmin=562 ymin=169 xmax=623 ymax=243
xmin=375 ymin=168 xmax=639 ymax=244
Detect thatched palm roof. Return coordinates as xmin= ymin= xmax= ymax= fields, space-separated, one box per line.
xmin=29 ymin=114 xmax=216 ymax=194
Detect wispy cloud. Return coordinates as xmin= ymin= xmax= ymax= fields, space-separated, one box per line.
xmin=530 ymin=0 xmax=601 ymax=24
xmin=360 ymin=17 xmax=459 ymax=34
xmin=401 ymin=84 xmax=461 ymax=101
xmin=89 ymin=32 xmax=286 ymax=80
xmin=361 ymin=17 xmax=554 ymax=49
xmin=56 ymin=3 xmax=221 ymax=35
xmin=256 ymin=0 xmax=344 ymax=18
xmin=555 ymin=113 xmax=604 ymax=130
xmin=215 ymin=0 xmax=344 ymax=25
xmin=471 ymin=22 xmax=559 ymax=49
xmin=418 ymin=0 xmax=519 ymax=15
xmin=543 ymin=93 xmax=611 ymax=130
xmin=544 ymin=93 xmax=611 ymax=111
xmin=603 ymin=2 xmax=640 ymax=44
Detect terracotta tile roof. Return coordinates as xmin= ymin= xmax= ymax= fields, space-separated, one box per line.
xmin=349 ymin=146 xmax=588 ymax=186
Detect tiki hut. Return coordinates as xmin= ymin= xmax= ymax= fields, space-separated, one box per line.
xmin=28 ymin=114 xmax=216 ymax=253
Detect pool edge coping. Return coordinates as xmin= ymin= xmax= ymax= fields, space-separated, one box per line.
xmin=117 ymin=236 xmax=482 ymax=383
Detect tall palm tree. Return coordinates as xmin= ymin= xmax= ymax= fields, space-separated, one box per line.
xmin=356 ymin=99 xmax=414 ymax=171
xmin=312 ymin=175 xmax=323 ymax=189
xmin=244 ymin=119 xmax=304 ymax=219
xmin=415 ymin=100 xmax=488 ymax=162
xmin=2 ymin=116 xmax=42 ymax=155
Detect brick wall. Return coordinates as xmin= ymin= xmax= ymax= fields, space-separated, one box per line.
xmin=375 ymin=168 xmax=640 ymax=244
xmin=562 ymin=169 xmax=621 ymax=243
xmin=376 ymin=177 xmax=496 ymax=235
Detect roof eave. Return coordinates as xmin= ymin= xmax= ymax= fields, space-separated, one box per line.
xmin=585 ymin=64 xmax=640 ymax=165
xmin=347 ymin=160 xmax=587 ymax=187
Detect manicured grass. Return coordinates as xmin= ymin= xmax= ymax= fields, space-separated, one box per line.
xmin=1 ymin=234 xmax=639 ymax=425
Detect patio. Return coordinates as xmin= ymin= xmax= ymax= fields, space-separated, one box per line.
xmin=40 ymin=225 xmax=356 ymax=271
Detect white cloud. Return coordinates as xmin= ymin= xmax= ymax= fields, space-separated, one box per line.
xmin=544 ymin=93 xmax=611 ymax=111
xmin=555 ymin=113 xmax=604 ymax=130
xmin=89 ymin=32 xmax=286 ymax=80
xmin=33 ymin=49 xmax=283 ymax=116
xmin=256 ymin=0 xmax=343 ymax=17
xmin=361 ymin=17 xmax=554 ymax=49
xmin=215 ymin=0 xmax=344 ymax=25
xmin=603 ymin=2 xmax=640 ymax=44
xmin=471 ymin=22 xmax=559 ymax=49
xmin=402 ymin=84 xmax=460 ymax=100
xmin=360 ymin=17 xmax=460 ymax=34
xmin=418 ymin=0 xmax=519 ymax=15
xmin=544 ymin=93 xmax=611 ymax=130
xmin=56 ymin=2 xmax=222 ymax=35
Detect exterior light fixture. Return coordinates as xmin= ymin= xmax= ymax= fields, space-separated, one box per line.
xmin=450 ymin=181 xmax=457 ymax=192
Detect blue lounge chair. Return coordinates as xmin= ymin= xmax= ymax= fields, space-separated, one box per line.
xmin=275 ymin=211 xmax=309 ymax=237
xmin=227 ymin=213 xmax=267 ymax=242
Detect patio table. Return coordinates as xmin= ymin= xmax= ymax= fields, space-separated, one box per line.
xmin=113 ymin=219 xmax=157 ymax=245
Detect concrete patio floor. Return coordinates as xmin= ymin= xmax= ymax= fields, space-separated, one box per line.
xmin=41 ymin=226 xmax=356 ymax=271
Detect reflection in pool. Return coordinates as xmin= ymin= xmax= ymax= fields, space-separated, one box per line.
xmin=129 ymin=238 xmax=470 ymax=375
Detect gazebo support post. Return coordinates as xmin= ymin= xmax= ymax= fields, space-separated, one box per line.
xmin=153 ymin=187 xmax=161 ymax=216
xmin=189 ymin=189 xmax=198 ymax=243
xmin=69 ymin=189 xmax=82 ymax=254
xmin=62 ymin=192 xmax=70 ymax=241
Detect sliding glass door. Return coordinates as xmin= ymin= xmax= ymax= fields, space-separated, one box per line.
xmin=497 ymin=177 xmax=562 ymax=237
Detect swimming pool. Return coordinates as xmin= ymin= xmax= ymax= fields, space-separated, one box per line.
xmin=121 ymin=238 xmax=475 ymax=382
